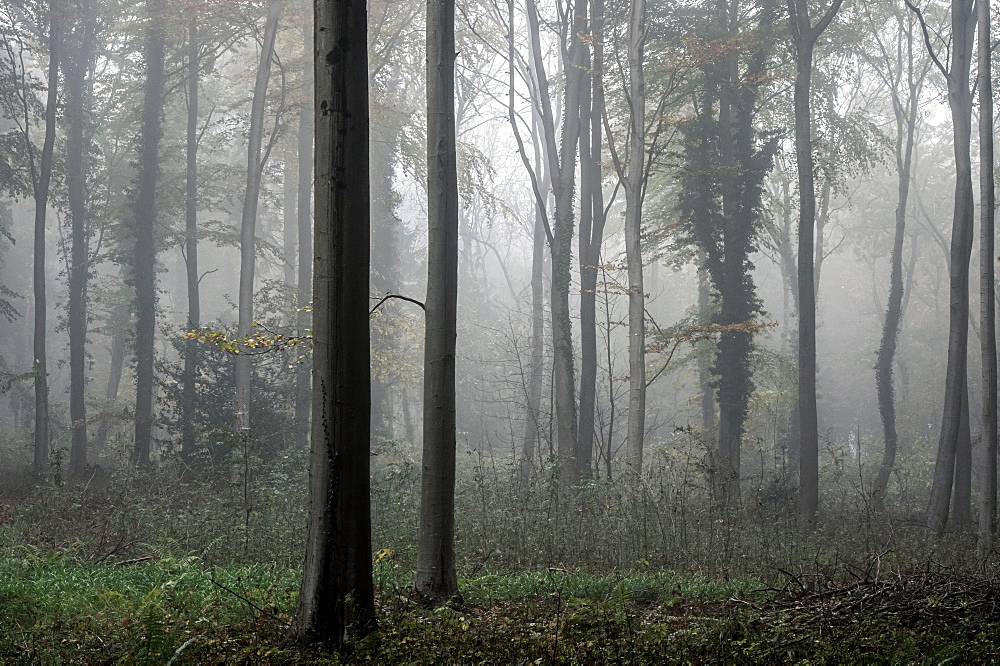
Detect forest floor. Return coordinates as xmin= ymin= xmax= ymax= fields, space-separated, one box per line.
xmin=1 ymin=555 xmax=999 ymax=663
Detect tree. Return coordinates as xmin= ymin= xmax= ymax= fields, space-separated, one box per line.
xmin=977 ymin=0 xmax=995 ymax=548
xmin=235 ymin=0 xmax=282 ymax=435
xmin=181 ymin=12 xmax=200 ymax=461
xmin=292 ymin=0 xmax=376 ymax=645
xmin=132 ymin=0 xmax=165 ymax=465
xmin=65 ymin=0 xmax=95 ymax=476
xmin=414 ymin=0 xmax=460 ymax=601
xmin=787 ymin=0 xmax=845 ymax=526
xmin=906 ymin=0 xmax=976 ymax=537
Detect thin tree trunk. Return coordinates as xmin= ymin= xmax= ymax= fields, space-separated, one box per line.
xmin=979 ymin=0 xmax=997 ymax=549
xmin=953 ymin=379 xmax=973 ymax=527
xmin=182 ymin=18 xmax=201 ymax=461
xmin=66 ymin=0 xmax=93 ymax=476
xmin=31 ymin=0 xmax=61 ymax=469
xmin=789 ymin=0 xmax=844 ymax=526
xmin=282 ymin=142 xmax=297 ymax=290
xmin=623 ymin=0 xmax=646 ymax=473
xmin=292 ymin=0 xmax=375 ymax=644
xmin=873 ymin=13 xmax=920 ymax=510
xmin=132 ymin=0 xmax=166 ymax=464
xmin=415 ymin=0 xmax=460 ymax=602
xmin=698 ymin=256 xmax=715 ymax=437
xmin=235 ymin=0 xmax=282 ymax=434
xmin=922 ymin=0 xmax=976 ymax=537
xmin=93 ymin=301 xmax=129 ymax=456
xmin=295 ymin=84 xmax=313 ymax=450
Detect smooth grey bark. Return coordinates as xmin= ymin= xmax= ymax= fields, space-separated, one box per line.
xmin=65 ymin=0 xmax=93 ymax=476
xmin=93 ymin=301 xmax=129 ymax=456
xmin=979 ymin=0 xmax=996 ymax=548
xmin=910 ymin=0 xmax=976 ymax=537
xmin=282 ymin=141 xmax=297 ymax=290
xmin=953 ymin=381 xmax=972 ymax=527
xmin=235 ymin=0 xmax=281 ymax=434
xmin=30 ymin=0 xmax=60 ymax=469
xmin=414 ymin=0 xmax=459 ymax=602
xmin=292 ymin=0 xmax=375 ymax=645
xmin=182 ymin=18 xmax=200 ymax=461
xmin=788 ymin=0 xmax=844 ymax=526
xmin=872 ymin=11 xmax=921 ymax=511
xmin=132 ymin=0 xmax=166 ymax=464
xmin=621 ymin=0 xmax=646 ymax=474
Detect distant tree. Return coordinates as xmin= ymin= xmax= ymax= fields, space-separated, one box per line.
xmin=181 ymin=12 xmax=201 ymax=461
xmin=787 ymin=0 xmax=845 ymax=526
xmin=292 ymin=0 xmax=376 ymax=646
xmin=234 ymin=0 xmax=282 ymax=435
xmin=414 ymin=0 xmax=460 ymax=602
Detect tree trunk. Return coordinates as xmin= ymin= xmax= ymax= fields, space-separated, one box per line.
xmin=295 ymin=80 xmax=313 ymax=451
xmin=873 ymin=13 xmax=920 ymax=510
xmin=623 ymin=0 xmax=646 ymax=473
xmin=182 ymin=18 xmax=201 ymax=462
xmin=979 ymin=0 xmax=997 ymax=548
xmin=414 ymin=0 xmax=460 ymax=602
xmin=93 ymin=301 xmax=129 ymax=456
xmin=132 ymin=0 xmax=166 ymax=465
xmin=235 ymin=0 xmax=282 ymax=434
xmin=789 ymin=0 xmax=844 ymax=527
xmin=66 ymin=0 xmax=93 ymax=476
xmin=282 ymin=141 xmax=297 ymax=290
xmin=953 ymin=379 xmax=973 ymax=527
xmin=31 ymin=0 xmax=61 ymax=469
xmin=924 ymin=0 xmax=975 ymax=537
xmin=292 ymin=0 xmax=375 ymax=645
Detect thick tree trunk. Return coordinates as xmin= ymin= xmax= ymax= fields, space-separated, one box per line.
xmin=292 ymin=0 xmax=375 ymax=645
xmin=924 ymin=0 xmax=975 ymax=537
xmin=132 ymin=0 xmax=166 ymax=465
xmin=182 ymin=18 xmax=201 ymax=462
xmin=66 ymin=1 xmax=93 ymax=476
xmin=623 ymin=0 xmax=646 ymax=475
xmin=414 ymin=0 xmax=460 ymax=602
xmin=979 ymin=0 xmax=997 ymax=548
xmin=789 ymin=0 xmax=844 ymax=526
xmin=31 ymin=1 xmax=61 ymax=469
xmin=873 ymin=16 xmax=920 ymax=511
xmin=235 ymin=0 xmax=281 ymax=435
xmin=953 ymin=380 xmax=973 ymax=527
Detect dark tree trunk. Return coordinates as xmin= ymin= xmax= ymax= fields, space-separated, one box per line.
xmin=132 ymin=0 xmax=166 ymax=465
xmin=414 ymin=0 xmax=460 ymax=602
xmin=953 ymin=380 xmax=973 ymax=527
xmin=292 ymin=0 xmax=375 ymax=645
xmin=922 ymin=0 xmax=976 ymax=537
xmin=31 ymin=0 xmax=61 ymax=469
xmin=182 ymin=18 xmax=200 ymax=461
xmin=978 ymin=0 xmax=997 ymax=548
xmin=873 ymin=12 xmax=921 ymax=511
xmin=788 ymin=0 xmax=844 ymax=526
xmin=235 ymin=0 xmax=282 ymax=434
xmin=65 ymin=0 xmax=93 ymax=476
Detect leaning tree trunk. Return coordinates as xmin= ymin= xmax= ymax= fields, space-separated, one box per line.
xmin=873 ymin=14 xmax=920 ymax=511
xmin=235 ymin=0 xmax=281 ymax=434
xmin=31 ymin=0 xmax=61 ymax=469
xmin=789 ymin=0 xmax=844 ymax=527
xmin=291 ymin=0 xmax=375 ymax=645
xmin=623 ymin=0 xmax=646 ymax=473
xmin=182 ymin=17 xmax=201 ymax=461
xmin=923 ymin=0 xmax=976 ymax=538
xmin=66 ymin=0 xmax=93 ymax=476
xmin=132 ymin=0 xmax=166 ymax=465
xmin=978 ymin=0 xmax=997 ymax=548
xmin=414 ymin=0 xmax=460 ymax=602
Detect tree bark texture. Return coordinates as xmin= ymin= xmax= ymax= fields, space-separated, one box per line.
xmin=295 ymin=89 xmax=314 ymax=450
xmin=235 ymin=0 xmax=281 ymax=435
xmin=415 ymin=0 xmax=460 ymax=602
xmin=292 ymin=0 xmax=376 ymax=645
xmin=132 ymin=0 xmax=166 ymax=464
